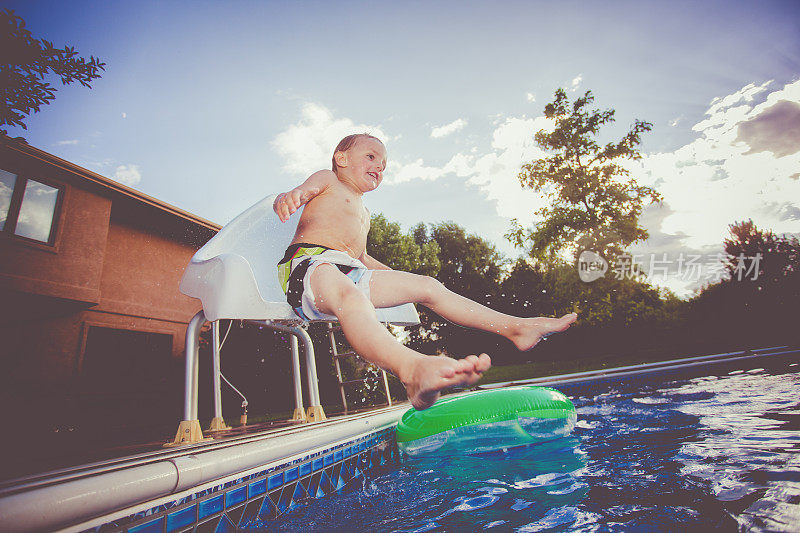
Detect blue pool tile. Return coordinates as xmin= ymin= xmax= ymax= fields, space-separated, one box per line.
xmin=333 ymin=449 xmax=343 ymax=462
xmin=199 ymin=495 xmax=224 ymax=519
xmin=130 ymin=516 xmax=164 ymax=533
xmin=267 ymin=472 xmax=284 ymax=490
xmin=312 ymin=457 xmax=323 ymax=471
xmin=225 ymin=486 xmax=246 ymax=508
xmin=249 ymin=479 xmax=266 ymax=498
xmin=323 ymin=453 xmax=334 ymax=467
xmin=285 ymin=466 xmax=298 ymax=482
xmin=299 ymin=461 xmax=312 ymax=477
xmin=166 ymin=505 xmax=196 ymax=532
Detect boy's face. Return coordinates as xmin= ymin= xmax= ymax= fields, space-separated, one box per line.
xmin=335 ymin=137 xmax=387 ymax=193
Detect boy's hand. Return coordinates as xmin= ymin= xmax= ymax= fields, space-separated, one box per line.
xmin=274 ymin=187 xmax=320 ymax=222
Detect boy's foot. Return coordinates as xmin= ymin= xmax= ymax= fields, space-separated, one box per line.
xmin=404 ymin=353 xmax=492 ymax=410
xmin=508 ymin=313 xmax=578 ymax=351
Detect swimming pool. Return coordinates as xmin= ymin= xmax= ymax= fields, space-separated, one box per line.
xmin=266 ymin=352 xmax=800 ymax=532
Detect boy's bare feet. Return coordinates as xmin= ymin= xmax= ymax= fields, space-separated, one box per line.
xmin=403 ymin=353 xmax=492 ymax=410
xmin=508 ymin=313 xmax=578 ymax=351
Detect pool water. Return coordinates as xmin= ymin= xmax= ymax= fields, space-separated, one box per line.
xmin=259 ymin=356 xmax=800 ymax=532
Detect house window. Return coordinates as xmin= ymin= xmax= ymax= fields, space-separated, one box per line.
xmin=0 ymin=168 xmax=63 ymax=245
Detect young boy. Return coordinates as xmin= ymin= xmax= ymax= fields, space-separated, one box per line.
xmin=275 ymin=133 xmax=577 ymax=410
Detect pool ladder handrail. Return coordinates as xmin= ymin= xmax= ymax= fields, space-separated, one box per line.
xmin=327 ymin=323 xmax=393 ymax=413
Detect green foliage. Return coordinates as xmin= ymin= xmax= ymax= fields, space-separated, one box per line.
xmin=498 ymin=257 xmax=677 ymax=329
xmin=425 ymin=221 xmax=504 ymax=300
xmin=510 ymin=88 xmax=661 ymax=261
xmin=688 ymin=220 xmax=800 ymax=350
xmin=0 ymin=9 xmax=105 ymax=134
xmin=367 ymin=214 xmax=440 ymax=276
xmin=406 ymin=221 xmax=508 ymax=357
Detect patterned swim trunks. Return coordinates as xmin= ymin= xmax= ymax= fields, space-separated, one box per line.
xmin=277 ymin=243 xmax=372 ymax=320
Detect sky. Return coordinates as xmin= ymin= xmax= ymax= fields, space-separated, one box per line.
xmin=5 ymin=0 xmax=800 ymax=298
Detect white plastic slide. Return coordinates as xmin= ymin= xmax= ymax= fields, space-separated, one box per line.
xmin=179 ymin=194 xmax=420 ymax=325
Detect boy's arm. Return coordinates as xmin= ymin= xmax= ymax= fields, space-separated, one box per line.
xmin=274 ymin=170 xmax=337 ymax=222
xmin=360 ymin=252 xmax=392 ymax=271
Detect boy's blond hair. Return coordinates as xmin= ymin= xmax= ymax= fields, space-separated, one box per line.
xmin=331 ymin=133 xmax=383 ymax=173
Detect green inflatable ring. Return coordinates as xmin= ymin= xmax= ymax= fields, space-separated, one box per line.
xmin=396 ymin=386 xmax=576 ymax=457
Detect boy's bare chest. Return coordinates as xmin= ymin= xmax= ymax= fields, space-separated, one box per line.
xmin=304 ymin=190 xmax=369 ymax=231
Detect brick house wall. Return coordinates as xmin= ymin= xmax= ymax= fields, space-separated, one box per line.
xmin=0 ymin=136 xmax=219 ymax=438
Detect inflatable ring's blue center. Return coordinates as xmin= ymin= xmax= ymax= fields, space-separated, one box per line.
xmin=396 ymin=385 xmax=577 ymax=457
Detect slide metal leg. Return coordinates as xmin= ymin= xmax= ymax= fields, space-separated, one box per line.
xmin=166 ymin=310 xmax=211 ymax=447
xmin=296 ymin=326 xmax=326 ymax=422
xmin=266 ymin=322 xmax=326 ymax=423
xmin=208 ymin=321 xmax=231 ymax=432
xmin=289 ymin=336 xmax=306 ymax=422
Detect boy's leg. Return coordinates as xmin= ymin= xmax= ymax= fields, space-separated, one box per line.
xmin=309 ymin=264 xmax=491 ymax=410
xmin=368 ymin=270 xmax=577 ymax=351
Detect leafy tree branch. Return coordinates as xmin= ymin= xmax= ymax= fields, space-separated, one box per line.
xmin=510 ymin=88 xmax=661 ymax=262
xmin=1 ymin=9 xmax=105 ymax=135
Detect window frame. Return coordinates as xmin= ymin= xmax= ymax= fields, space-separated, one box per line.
xmin=0 ymin=169 xmax=66 ymax=249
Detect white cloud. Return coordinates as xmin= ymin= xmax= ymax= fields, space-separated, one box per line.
xmin=570 ymin=74 xmax=583 ymax=92
xmin=526 ymin=92 xmax=536 ymax=103
xmin=273 ymin=102 xmax=388 ymax=176
xmin=57 ymin=140 xmax=78 ymax=145
xmin=633 ymin=79 xmax=800 ymax=248
xmin=388 ymin=153 xmax=475 ymax=184
xmin=121 ymin=112 xmax=127 ymax=119
xmin=388 ymin=115 xmax=555 ymax=227
xmin=430 ymin=118 xmax=467 ymax=139
xmin=625 ymin=79 xmax=800 ymax=296
xmin=113 ymin=164 xmax=142 ymax=186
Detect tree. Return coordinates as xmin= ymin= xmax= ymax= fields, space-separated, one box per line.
xmin=366 ymin=214 xmax=440 ymax=276
xmin=689 ymin=220 xmax=800 ymax=350
xmin=723 ymin=219 xmax=800 ymax=291
xmin=426 ymin=221 xmax=504 ymax=302
xmin=407 ymin=221 xmax=509 ymax=358
xmin=1 ymin=9 xmax=105 ymax=135
xmin=508 ymin=88 xmax=661 ymax=262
